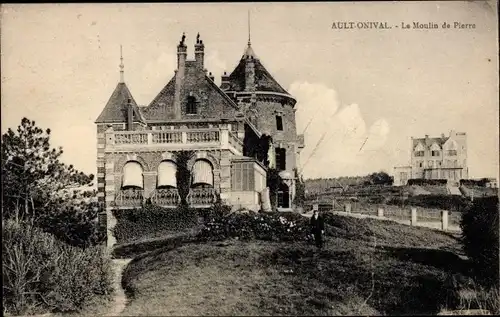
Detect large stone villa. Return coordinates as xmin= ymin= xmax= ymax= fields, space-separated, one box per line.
xmin=95 ymin=33 xmax=305 ymax=244
xmin=393 ymin=130 xmax=468 ymax=186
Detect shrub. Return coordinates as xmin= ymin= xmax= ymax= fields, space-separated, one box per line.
xmin=460 ymin=196 xmax=499 ymax=288
xmin=2 ymin=220 xmax=113 ymax=316
xmin=36 ymin=201 xmax=106 ymax=248
xmin=198 ymin=211 xmax=310 ymax=242
xmin=408 ymin=179 xmax=448 ymax=186
xmin=460 ymin=178 xmax=490 ymax=187
xmin=112 ymin=204 xmax=199 ymax=244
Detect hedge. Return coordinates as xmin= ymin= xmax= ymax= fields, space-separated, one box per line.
xmin=112 ymin=204 xmax=199 ymax=244
xmin=460 ymin=196 xmax=499 ymax=287
xmin=198 ymin=211 xmax=311 ymax=242
xmin=2 ymin=220 xmax=113 ymax=316
xmin=407 ymin=179 xmax=448 ymax=186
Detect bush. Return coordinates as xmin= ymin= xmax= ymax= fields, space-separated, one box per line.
xmin=460 ymin=196 xmax=499 ymax=287
xmin=2 ymin=220 xmax=113 ymax=316
xmin=198 ymin=211 xmax=310 ymax=242
xmin=36 ymin=201 xmax=105 ymax=248
xmin=407 ymin=179 xmax=448 ymax=186
xmin=112 ymin=204 xmax=199 ymax=244
xmin=460 ymin=178 xmax=490 ymax=187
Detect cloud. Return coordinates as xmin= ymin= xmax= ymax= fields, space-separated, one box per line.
xmin=136 ymin=48 xmax=228 ymax=103
xmin=205 ymin=50 xmax=227 ymax=85
xmin=290 ymin=81 xmax=391 ymax=179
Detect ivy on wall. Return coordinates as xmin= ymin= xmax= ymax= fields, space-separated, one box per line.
xmin=175 ymin=150 xmax=194 ymax=205
xmin=243 ymin=124 xmax=273 ymax=167
xmin=293 ymin=168 xmax=305 ymax=207
xmin=266 ymin=167 xmax=282 ymax=211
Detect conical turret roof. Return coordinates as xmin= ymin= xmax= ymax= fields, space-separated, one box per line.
xmin=95 ymin=83 xmax=145 ymax=124
xmin=227 ymin=43 xmax=290 ymax=95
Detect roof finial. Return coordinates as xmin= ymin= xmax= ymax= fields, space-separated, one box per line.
xmin=247 ymin=9 xmax=251 ymax=46
xmin=180 ymin=32 xmax=186 ymax=45
xmin=119 ymin=45 xmax=124 ymax=83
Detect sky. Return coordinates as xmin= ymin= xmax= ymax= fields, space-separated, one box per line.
xmin=1 ymin=2 xmax=498 ymax=180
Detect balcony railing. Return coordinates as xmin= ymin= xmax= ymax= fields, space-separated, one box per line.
xmin=115 ymin=133 xmax=148 ymax=145
xmin=187 ymin=130 xmax=219 ymax=143
xmin=115 ymin=189 xmax=144 ymax=207
xmin=152 ymin=131 xmax=182 ymax=144
xmin=228 ymin=130 xmax=243 ymax=149
xmin=187 ymin=187 xmax=217 ymax=206
xmin=150 ymin=188 xmax=181 ymax=207
xmin=107 ymin=128 xmax=244 ymax=154
xmin=107 ymin=128 xmax=242 ymax=153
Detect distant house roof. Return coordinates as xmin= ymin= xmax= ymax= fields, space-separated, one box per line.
xmin=412 ymin=136 xmax=449 ymax=150
xmin=227 ymin=43 xmax=290 ymax=95
xmin=95 ymin=83 xmax=145 ymax=124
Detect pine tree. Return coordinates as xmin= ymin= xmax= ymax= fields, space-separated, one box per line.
xmin=2 ymin=118 xmax=101 ymax=247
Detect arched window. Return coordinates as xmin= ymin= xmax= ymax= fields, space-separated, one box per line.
xmin=122 ymin=161 xmax=143 ymax=189
xmin=186 ymin=96 xmax=197 ymax=115
xmin=191 ymin=159 xmax=213 ymax=187
xmin=157 ymin=160 xmax=177 ymax=188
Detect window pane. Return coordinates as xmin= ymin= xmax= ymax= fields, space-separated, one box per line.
xmin=276 ymin=116 xmax=283 ymax=131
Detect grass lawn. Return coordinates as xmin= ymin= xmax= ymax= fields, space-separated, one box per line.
xmin=120 ymin=214 xmax=470 ymax=316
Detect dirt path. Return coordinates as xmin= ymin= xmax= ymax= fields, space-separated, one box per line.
xmin=106 ymin=258 xmax=132 ymax=316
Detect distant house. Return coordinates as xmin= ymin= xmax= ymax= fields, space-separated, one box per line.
xmin=393 ymin=166 xmax=412 ymax=186
xmin=393 ymin=130 xmax=468 ymax=186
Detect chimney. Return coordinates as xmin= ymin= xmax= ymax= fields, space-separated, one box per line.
xmin=126 ymin=98 xmax=133 ymax=131
xmin=177 ymin=33 xmax=187 ymax=70
xmin=208 ymin=72 xmax=215 ymax=82
xmin=441 ymin=133 xmax=445 ymax=139
xmin=194 ymin=33 xmax=205 ymax=70
xmin=245 ymin=54 xmax=256 ymax=92
xmin=449 ymin=129 xmax=456 ymax=138
xmin=425 ymin=134 xmax=429 ymax=139
xmin=220 ymin=71 xmax=230 ymax=90
xmin=174 ymin=33 xmax=187 ymax=119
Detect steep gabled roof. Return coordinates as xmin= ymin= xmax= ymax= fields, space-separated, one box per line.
xmin=95 ymin=83 xmax=145 ymax=124
xmin=412 ymin=136 xmax=448 ymax=150
xmin=141 ymin=65 xmax=241 ymax=121
xmin=227 ymin=44 xmax=290 ymax=95
xmin=141 ymin=77 xmax=176 ymax=120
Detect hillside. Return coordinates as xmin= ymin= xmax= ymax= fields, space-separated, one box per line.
xmin=120 ymin=214 xmax=467 ymax=316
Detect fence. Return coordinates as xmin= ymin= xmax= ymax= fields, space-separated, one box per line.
xmin=305 ymin=199 xmax=461 ymax=232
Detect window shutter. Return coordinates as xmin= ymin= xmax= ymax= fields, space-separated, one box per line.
xmin=158 ymin=161 xmax=177 ymax=187
xmin=192 ymin=160 xmax=213 ymax=186
xmin=122 ymin=161 xmax=143 ymax=188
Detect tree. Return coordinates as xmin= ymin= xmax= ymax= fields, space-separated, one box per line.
xmin=366 ymin=171 xmax=393 ymax=186
xmin=2 ymin=118 xmax=100 ymax=247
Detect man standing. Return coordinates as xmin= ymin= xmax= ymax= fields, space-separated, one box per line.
xmin=310 ymin=210 xmax=325 ymax=249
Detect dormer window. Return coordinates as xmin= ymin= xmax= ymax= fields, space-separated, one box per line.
xmin=276 ymin=115 xmax=283 ymax=131
xmin=186 ymin=96 xmax=197 ymax=115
